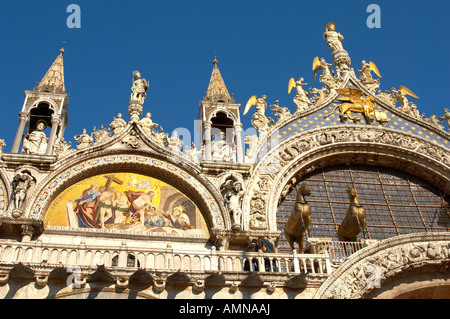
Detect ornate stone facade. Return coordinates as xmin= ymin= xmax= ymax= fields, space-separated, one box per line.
xmin=314 ymin=232 xmax=450 ymax=299
xmin=0 ymin=23 xmax=449 ymax=299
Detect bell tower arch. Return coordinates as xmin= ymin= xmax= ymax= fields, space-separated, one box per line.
xmin=198 ymin=54 xmax=244 ymax=163
xmin=11 ymin=44 xmax=69 ymax=156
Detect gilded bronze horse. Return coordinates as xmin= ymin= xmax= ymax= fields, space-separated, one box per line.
xmin=284 ymin=183 xmax=312 ymax=252
xmin=337 ymin=187 xmax=367 ymax=242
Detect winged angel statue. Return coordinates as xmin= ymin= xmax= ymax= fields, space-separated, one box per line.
xmin=312 ymin=56 xmax=339 ymax=92
xmin=288 ymin=77 xmax=311 ymax=112
xmin=359 ymin=61 xmax=382 ymax=81
xmin=391 ymin=86 xmax=420 ymax=111
xmin=358 ymin=60 xmax=382 ymax=93
xmin=324 ymin=88 xmax=376 ymax=122
xmin=243 ymin=95 xmax=274 ymax=132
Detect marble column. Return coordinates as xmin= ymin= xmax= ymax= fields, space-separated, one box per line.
xmin=204 ymin=121 xmax=212 ymax=161
xmin=234 ymin=123 xmax=244 ymax=163
xmin=45 ymin=116 xmax=61 ymax=155
xmin=11 ymin=112 xmax=28 ymax=153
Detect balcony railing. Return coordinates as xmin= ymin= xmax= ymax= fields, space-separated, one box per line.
xmin=0 ymin=240 xmax=333 ymax=275
xmin=315 ymin=240 xmax=365 ymax=266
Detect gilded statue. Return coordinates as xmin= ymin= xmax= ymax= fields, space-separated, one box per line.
xmin=324 ymin=88 xmax=376 ymax=121
xmin=284 ymin=183 xmax=312 ymax=252
xmin=243 ymin=95 xmax=274 ymax=133
xmin=312 ymin=57 xmax=338 ymax=92
xmin=288 ymin=78 xmax=311 ymax=112
xmin=337 ymin=187 xmax=368 ymax=242
xmin=390 ymin=86 xmax=420 ymax=112
xmin=358 ymin=60 xmax=382 ymax=93
xmin=358 ymin=60 xmax=381 ymax=81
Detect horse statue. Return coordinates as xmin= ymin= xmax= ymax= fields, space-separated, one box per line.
xmin=337 ymin=187 xmax=368 ymax=242
xmin=284 ymin=183 xmax=312 ymax=252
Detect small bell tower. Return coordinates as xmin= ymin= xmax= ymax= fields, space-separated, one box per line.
xmin=198 ymin=54 xmax=244 ymax=163
xmin=11 ymin=44 xmax=69 ymax=156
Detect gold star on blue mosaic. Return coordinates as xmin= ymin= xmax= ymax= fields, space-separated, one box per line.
xmin=260 ymin=104 xmax=449 ymax=161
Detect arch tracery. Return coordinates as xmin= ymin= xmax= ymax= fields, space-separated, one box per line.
xmin=313 ymin=232 xmax=450 ymax=299
xmin=244 ymin=124 xmax=450 ymax=235
xmin=27 ymin=152 xmax=229 ymax=235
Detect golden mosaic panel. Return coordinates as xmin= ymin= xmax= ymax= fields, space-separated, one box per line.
xmin=45 ymin=172 xmax=208 ymax=236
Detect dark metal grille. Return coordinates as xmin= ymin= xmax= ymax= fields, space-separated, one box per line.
xmin=277 ymin=165 xmax=450 ymax=252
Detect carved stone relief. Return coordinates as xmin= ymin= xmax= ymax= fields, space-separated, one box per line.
xmin=245 ymin=125 xmax=450 ymax=234
xmin=247 ymin=176 xmax=272 ymax=230
xmin=313 ymin=233 xmax=450 ymax=299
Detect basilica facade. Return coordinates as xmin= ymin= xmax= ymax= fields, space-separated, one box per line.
xmin=0 ymin=23 xmax=449 ymax=299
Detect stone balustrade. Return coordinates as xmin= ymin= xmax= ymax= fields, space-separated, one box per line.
xmin=0 ymin=240 xmax=332 ymax=275
xmin=315 ymin=240 xmax=366 ymax=266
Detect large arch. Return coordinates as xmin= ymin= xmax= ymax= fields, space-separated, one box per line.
xmin=367 ymin=271 xmax=450 ymax=299
xmin=313 ymin=232 xmax=450 ymax=299
xmin=26 ymin=152 xmax=230 ymax=233
xmin=243 ymin=125 xmax=450 ymax=233
xmin=0 ymin=168 xmax=11 ymax=212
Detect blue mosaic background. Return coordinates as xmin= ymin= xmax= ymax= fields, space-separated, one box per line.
xmin=264 ymin=103 xmax=449 ymax=150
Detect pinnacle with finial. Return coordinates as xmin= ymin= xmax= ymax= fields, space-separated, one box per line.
xmin=205 ymin=53 xmax=231 ymax=102
xmin=36 ymin=43 xmax=66 ymax=94
xmin=59 ymin=41 xmax=65 ymax=55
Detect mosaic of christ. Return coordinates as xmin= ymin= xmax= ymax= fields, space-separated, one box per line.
xmin=45 ymin=173 xmax=208 ymax=236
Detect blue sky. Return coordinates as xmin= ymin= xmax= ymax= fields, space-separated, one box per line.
xmin=0 ymin=0 xmax=449 ymax=150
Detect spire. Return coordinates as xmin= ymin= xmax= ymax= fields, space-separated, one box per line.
xmin=36 ymin=43 xmax=66 ymax=94
xmin=205 ymin=53 xmax=232 ymax=103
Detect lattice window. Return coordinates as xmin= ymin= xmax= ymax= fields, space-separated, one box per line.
xmin=277 ymin=165 xmax=450 ymax=252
